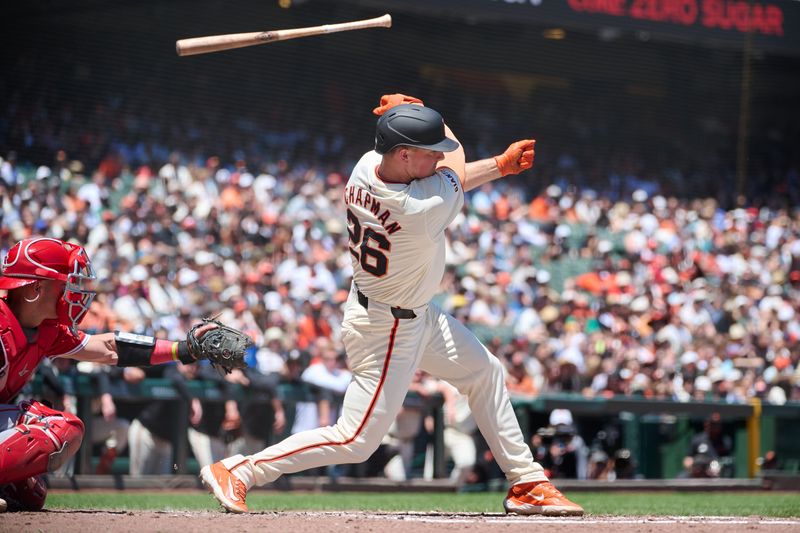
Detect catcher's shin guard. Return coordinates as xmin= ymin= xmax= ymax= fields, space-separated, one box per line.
xmin=0 ymin=476 xmax=48 ymax=512
xmin=0 ymin=401 xmax=84 ymax=484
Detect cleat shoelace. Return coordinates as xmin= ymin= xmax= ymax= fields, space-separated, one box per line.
xmin=231 ymin=479 xmax=247 ymax=503
xmin=542 ymin=483 xmax=564 ymax=498
xmin=515 ymin=482 xmax=563 ymax=501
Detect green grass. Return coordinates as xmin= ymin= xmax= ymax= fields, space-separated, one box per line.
xmin=46 ymin=491 xmax=800 ymax=517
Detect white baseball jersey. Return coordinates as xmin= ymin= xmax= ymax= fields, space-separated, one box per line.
xmin=343 ymin=150 xmax=463 ymax=309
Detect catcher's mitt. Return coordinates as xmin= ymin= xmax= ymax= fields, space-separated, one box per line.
xmin=187 ymin=317 xmax=253 ymax=374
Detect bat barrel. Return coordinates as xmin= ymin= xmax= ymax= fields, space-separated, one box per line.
xmin=176 ymin=14 xmax=392 ymax=57
xmin=176 ymin=31 xmax=266 ymax=57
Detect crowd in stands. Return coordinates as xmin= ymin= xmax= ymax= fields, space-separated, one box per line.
xmin=3 ymin=135 xmax=798 ymax=480
xmin=5 ymin=2 xmax=800 ymax=484
xmin=2 ymin=83 xmax=800 ymax=481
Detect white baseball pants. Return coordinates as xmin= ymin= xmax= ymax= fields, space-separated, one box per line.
xmin=128 ymin=419 xmax=172 ymax=475
xmin=223 ymin=288 xmax=546 ymax=488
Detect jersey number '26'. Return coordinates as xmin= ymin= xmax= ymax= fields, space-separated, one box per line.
xmin=347 ymin=208 xmax=390 ymax=277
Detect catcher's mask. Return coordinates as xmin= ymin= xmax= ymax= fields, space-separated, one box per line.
xmin=0 ymin=237 xmax=97 ymax=334
xmin=374 ymin=104 xmax=460 ymax=155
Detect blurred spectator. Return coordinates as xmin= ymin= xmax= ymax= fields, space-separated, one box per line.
xmin=300 ymin=339 xmax=351 ymax=413
xmin=587 ymin=449 xmax=613 ymax=480
xmin=230 ymin=344 xmax=287 ymax=455
xmin=174 ymin=362 xmax=241 ymax=470
xmin=505 ymin=351 xmax=538 ymax=397
xmin=533 ymin=409 xmax=589 ymax=479
xmin=682 ymin=412 xmax=734 ymax=478
xmin=688 ymin=413 xmax=733 ymax=460
xmin=678 ymin=448 xmax=719 ymax=479
xmin=128 ymin=366 xmax=176 ymax=476
xmin=0 ymin=151 xmax=20 ymax=194
xmin=74 ymin=363 xmax=132 ymax=475
xmin=610 ymin=448 xmax=638 ymax=480
xmin=294 ymin=339 xmax=350 ymax=438
xmin=380 ymin=375 xmax=428 ymax=481
xmin=436 ymin=380 xmax=478 ymax=487
xmin=282 ymin=350 xmax=331 ymax=436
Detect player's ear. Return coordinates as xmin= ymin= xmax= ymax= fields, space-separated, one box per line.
xmin=29 ymin=281 xmax=43 ymax=296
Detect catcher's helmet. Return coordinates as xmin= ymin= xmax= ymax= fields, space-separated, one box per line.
xmin=0 ymin=237 xmax=96 ymax=333
xmin=374 ymin=104 xmax=460 ymax=155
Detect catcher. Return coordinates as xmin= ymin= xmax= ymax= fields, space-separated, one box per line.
xmin=0 ymin=237 xmax=251 ymax=512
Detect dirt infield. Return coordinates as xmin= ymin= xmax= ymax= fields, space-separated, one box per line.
xmin=2 ymin=511 xmax=799 ymax=533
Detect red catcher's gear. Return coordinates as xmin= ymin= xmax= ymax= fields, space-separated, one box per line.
xmin=0 ymin=475 xmax=48 ymax=511
xmin=0 ymin=237 xmax=96 ymax=333
xmin=0 ymin=298 xmax=87 ymax=403
xmin=0 ymin=400 xmax=84 ymax=484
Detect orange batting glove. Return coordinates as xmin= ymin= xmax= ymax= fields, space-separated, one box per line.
xmin=373 ymin=93 xmax=424 ymax=116
xmin=494 ymin=139 xmax=535 ymax=176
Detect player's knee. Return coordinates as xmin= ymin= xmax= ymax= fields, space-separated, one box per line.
xmin=46 ymin=412 xmax=85 ymax=472
xmin=63 ymin=412 xmax=85 ymax=445
xmin=460 ymin=354 xmax=505 ymax=396
xmin=0 ymin=407 xmax=85 ymax=483
xmin=16 ymin=401 xmax=85 ymax=472
xmin=348 ymin=438 xmax=382 ymax=463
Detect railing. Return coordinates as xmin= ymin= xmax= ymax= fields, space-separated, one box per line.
xmin=508 ymin=393 xmax=800 ymax=478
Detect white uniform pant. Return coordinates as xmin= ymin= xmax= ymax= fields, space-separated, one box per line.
xmin=92 ymin=415 xmax=130 ymax=452
xmin=128 ymin=419 xmax=172 ymax=475
xmin=382 ymin=409 xmax=425 ymax=481
xmin=444 ymin=427 xmax=477 ymax=484
xmin=228 ymin=434 xmax=269 ymax=457
xmin=223 ymin=290 xmax=546 ymax=488
xmin=187 ymin=427 xmax=228 ymax=469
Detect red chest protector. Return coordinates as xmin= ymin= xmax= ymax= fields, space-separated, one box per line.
xmin=0 ymin=298 xmax=64 ymax=403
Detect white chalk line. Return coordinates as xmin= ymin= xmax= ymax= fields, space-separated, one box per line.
xmin=318 ymin=512 xmax=799 ymax=525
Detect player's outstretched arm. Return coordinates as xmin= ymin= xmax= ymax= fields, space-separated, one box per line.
xmin=462 ymin=139 xmax=535 ymax=192
xmin=69 ymin=320 xmax=251 ymax=373
xmin=68 ymin=331 xmax=202 ymax=366
xmin=67 ymin=323 xmax=222 ymax=366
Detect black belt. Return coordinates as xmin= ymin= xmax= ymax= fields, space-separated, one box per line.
xmin=356 ymin=289 xmax=417 ymax=319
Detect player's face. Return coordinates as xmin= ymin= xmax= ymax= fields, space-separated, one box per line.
xmin=406 ymin=147 xmax=445 ymax=177
xmin=42 ymin=280 xmax=66 ymax=319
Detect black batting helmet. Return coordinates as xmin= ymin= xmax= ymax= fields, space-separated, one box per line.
xmin=374 ymin=104 xmax=460 ymax=155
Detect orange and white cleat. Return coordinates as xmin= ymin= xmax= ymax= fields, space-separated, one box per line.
xmin=200 ymin=462 xmax=249 ymax=514
xmin=503 ymin=481 xmax=584 ymax=516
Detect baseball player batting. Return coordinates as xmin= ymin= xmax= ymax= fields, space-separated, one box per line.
xmin=201 ymin=94 xmax=584 ymax=516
